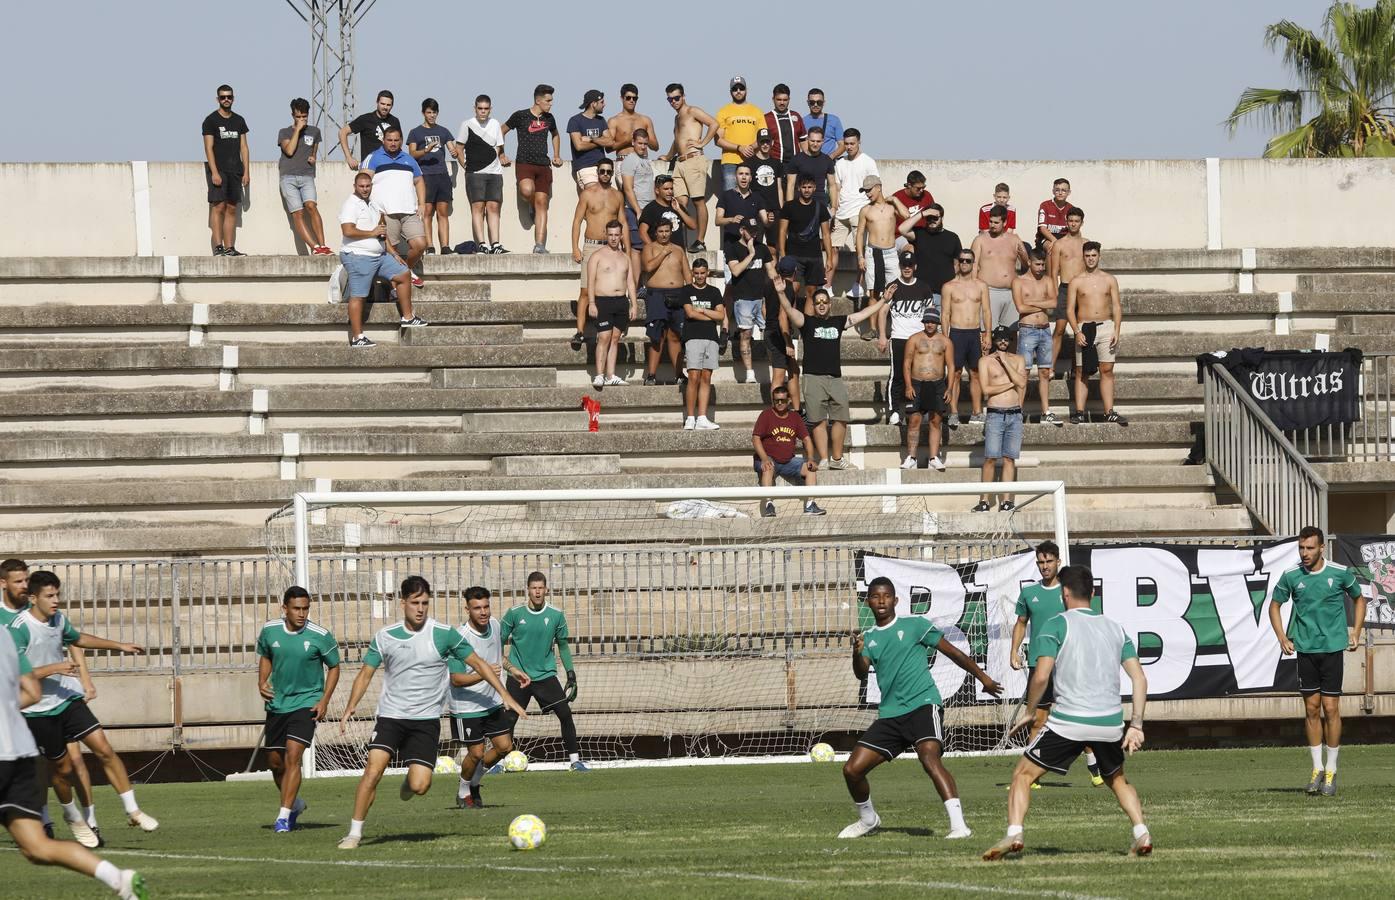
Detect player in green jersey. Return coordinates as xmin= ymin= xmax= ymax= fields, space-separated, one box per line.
xmin=840 ymin=577 xmax=1003 ymax=840
xmin=256 ymin=586 xmax=341 ymax=833
xmin=1268 ymin=526 xmax=1364 ymax=797
xmin=500 ymin=572 xmax=587 ymax=771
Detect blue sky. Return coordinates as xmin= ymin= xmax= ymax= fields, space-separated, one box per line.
xmin=2 ymin=0 xmax=1335 ymax=161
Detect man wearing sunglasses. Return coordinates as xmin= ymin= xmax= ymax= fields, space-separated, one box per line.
xmin=658 ymin=84 xmax=716 ymax=254
xmin=716 ymin=76 xmax=764 ymax=195
xmin=609 ymin=84 xmax=656 ymax=160
xmin=897 ymin=202 xmax=962 ymax=311
xmin=202 ymin=85 xmax=250 ymax=256
xmin=804 ymin=89 xmax=845 ymax=160
xmin=571 ymin=163 xmax=628 ymax=357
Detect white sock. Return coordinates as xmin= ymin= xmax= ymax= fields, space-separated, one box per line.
xmin=118 ymin=789 xmax=139 ymax=815
xmin=1133 ymin=823 xmax=1149 ymax=839
xmin=1324 ymin=745 xmax=1339 ymax=774
xmin=569 ymin=752 xmax=580 ymax=764
xmin=93 ymin=860 xmax=122 ymax=892
xmin=84 ymin=805 xmax=98 ymax=828
xmin=1309 ymin=745 xmax=1323 ymax=769
xmin=1084 ymin=750 xmax=1098 ymax=766
xmin=469 ymin=762 xmax=487 ymax=787
xmin=855 ymin=798 xmax=877 ymax=825
xmin=457 ymin=777 xmax=470 ymax=799
xmin=348 ymin=818 xmax=364 ymax=838
xmin=1006 ymin=823 xmax=1024 ymax=838
xmin=61 ymin=799 xmax=82 ymax=823
xmin=944 ymin=798 xmax=966 ymax=831
xmin=278 ymin=806 xmax=292 ymax=821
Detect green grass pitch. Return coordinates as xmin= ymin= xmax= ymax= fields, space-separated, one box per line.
xmin=4 ymin=746 xmax=1391 ymax=898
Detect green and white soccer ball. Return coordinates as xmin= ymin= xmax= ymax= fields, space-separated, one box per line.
xmin=434 ymin=755 xmax=460 ymax=775
xmin=809 ymin=742 xmax=836 ymax=762
xmin=508 ymin=814 xmax=547 ymax=850
xmin=502 ymin=749 xmax=529 ymax=772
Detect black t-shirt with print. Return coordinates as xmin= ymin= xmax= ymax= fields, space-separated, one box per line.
xmin=504 ymin=109 xmax=559 ymax=166
xmin=730 ymin=243 xmax=772 ymax=299
xmin=750 ymin=157 xmax=783 ymax=210
xmin=348 ymin=111 xmax=401 ymax=158
xmin=202 ymin=112 xmax=249 ymax=175
xmin=682 ymin=284 xmax=723 ymax=341
xmin=640 ymin=200 xmax=687 ymax=249
xmin=800 ymin=314 xmax=848 ymax=377
xmin=780 ymin=199 xmax=830 ymax=258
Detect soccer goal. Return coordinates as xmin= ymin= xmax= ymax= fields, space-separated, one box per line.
xmin=263 ymin=481 xmax=1069 ymax=777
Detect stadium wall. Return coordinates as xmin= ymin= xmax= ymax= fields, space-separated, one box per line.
xmin=7 ymin=158 xmax=1395 ymax=257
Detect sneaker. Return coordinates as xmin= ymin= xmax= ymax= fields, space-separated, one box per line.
xmin=399 ymin=315 xmax=428 ymax=327
xmin=945 ymin=826 xmax=973 ymax=840
xmin=604 ymin=375 xmax=626 ymax=386
xmin=67 ymin=817 xmax=100 ymax=848
xmin=1042 ymin=410 xmax=1064 ymax=427
xmin=532 ymin=243 xmax=547 ymax=254
xmin=213 ymin=245 xmax=226 ymax=256
xmin=456 ymin=793 xmax=479 ymax=809
xmin=1129 ymin=831 xmax=1154 ymax=857
xmin=440 ymin=246 xmax=455 ymax=255
xmin=570 ymin=331 xmax=586 ymax=351
xmin=900 ymin=455 xmax=918 ymax=470
xmin=128 ymin=810 xmax=159 ymax=832
xmin=485 ymin=763 xmax=504 ymax=775
xmin=425 ymin=247 xmax=436 ymax=255
xmin=1305 ymin=767 xmax=1323 ymax=795
xmin=470 ymin=784 xmax=483 ymax=807
xmin=223 ymin=246 xmax=246 ymax=257
xmin=1320 ymin=771 xmax=1337 ymax=797
xmin=1104 ymin=409 xmax=1129 ymax=426
xmin=999 ymin=500 xmax=1016 ymax=512
xmin=388 ymin=286 xmax=399 ymax=302
xmin=349 ymin=335 xmax=376 ymax=348
xmin=683 ymin=416 xmax=696 ymax=430
xmin=981 ymin=834 xmax=1025 ymax=861
xmin=829 ymin=457 xmax=854 ymax=470
xmin=946 ymin=414 xmax=959 ymax=430
xmin=888 ymin=410 xmax=901 ymax=426
xmin=971 ymin=500 xmax=992 ymax=512
xmin=91 ymin=825 xmax=105 ymax=847
xmin=643 ymin=374 xmax=658 ymax=386
xmin=929 ymin=457 xmax=947 ymax=471
xmin=569 ymin=760 xmax=591 ymax=772
xmin=1069 ymin=410 xmax=1087 ymax=424
xmin=288 ymin=799 xmax=306 ymax=829
xmin=1091 ymin=773 xmax=1105 ymax=787
xmin=695 ymin=416 xmax=720 ymax=430
xmin=411 ymin=274 xmax=424 ymax=288
xmin=803 ymin=501 xmax=827 ymax=516
xmin=493 ymin=243 xmax=510 ymax=254
xmin=969 ymin=412 xmax=985 ymax=425
xmin=338 ymin=834 xmax=361 ymax=850
xmin=676 ymin=375 xmax=688 ymax=388
xmin=593 ymin=374 xmax=605 ymax=389
xmin=1087 ymin=759 xmax=1103 ymax=785
xmin=118 ymin=869 xmax=150 ymax=900
xmin=318 ymin=245 xmax=334 ymax=255
xmin=761 ymin=501 xmax=776 ymax=518
xmin=273 ymin=817 xmax=291 ymax=833
xmin=688 ymin=240 xmax=707 ymax=253
xmin=837 ymin=816 xmax=880 ymax=839
xmin=743 ymin=371 xmax=758 ymax=384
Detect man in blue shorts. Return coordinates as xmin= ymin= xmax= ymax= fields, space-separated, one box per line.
xmin=337 ymin=172 xmax=425 ymax=347
xmin=407 ymin=98 xmax=456 ymax=256
xmin=974 ymin=326 xmax=1026 ymax=511
xmin=751 ymin=386 xmax=824 ymax=518
xmin=1012 ymin=248 xmax=1063 ymax=425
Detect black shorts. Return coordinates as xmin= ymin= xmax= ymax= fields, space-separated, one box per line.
xmin=857 ymin=704 xmax=944 ymax=760
xmin=205 ymin=164 xmax=243 ymax=205
xmin=1055 ymin=282 xmax=1069 ymax=319
xmin=449 ymin=706 xmax=517 ymax=745
xmin=264 ymin=706 xmax=317 ymax=751
xmin=27 ymin=700 xmax=102 ymax=761
xmin=949 ymin=327 xmax=982 ymax=370
xmin=507 ymin=674 xmax=569 ymax=713
xmin=766 ymin=327 xmax=795 ymax=370
xmin=1026 ymin=666 xmax=1055 ymax=707
xmin=910 ymin=379 xmax=947 ymax=416
xmin=466 ymin=172 xmax=503 ymax=204
xmin=594 ymin=295 xmax=630 ymax=333
xmin=366 ymin=716 xmax=440 ymax=769
xmin=793 ymin=256 xmax=825 ymax=287
xmin=424 ymin=173 xmax=454 ymax=204
xmin=0 ymin=757 xmax=44 ymax=823
xmin=1297 ymin=651 xmax=1344 ymax=696
xmin=1025 ymin=725 xmax=1125 ymax=777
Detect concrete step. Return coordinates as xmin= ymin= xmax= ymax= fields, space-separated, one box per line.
xmin=402 ymin=324 xmax=525 ymax=346
xmin=1337 ymin=314 xmax=1395 ymax=334
xmin=1298 ymin=272 xmax=1395 ymax=292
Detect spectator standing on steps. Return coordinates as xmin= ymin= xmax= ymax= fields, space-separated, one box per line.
xmin=1013 ymin=249 xmax=1063 ymax=426
xmin=1066 ymin=242 xmax=1127 ymax=426
xmin=975 ymin=325 xmax=1027 ymax=512
xmin=682 ymin=259 xmax=726 ymax=430
xmin=568 ymin=89 xmax=614 ymax=189
xmin=339 ymin=90 xmax=400 ymax=170
xmin=751 ymin=386 xmax=825 ymax=518
xmin=785 ymin=127 xmax=838 ymax=210
xmin=608 ymin=83 xmax=655 ymax=160
xmin=640 ymin=220 xmax=691 ymax=386
xmin=778 ymin=175 xmax=834 ymax=304
xmin=971 ymin=206 xmax=1029 ymax=330
xmin=363 ymin=127 xmax=428 ymax=289
xmin=584 ymin=220 xmax=637 ymax=388
xmin=407 ymin=98 xmax=456 ymax=256
xmin=454 ymin=94 xmax=508 ymax=255
xmin=501 ymin=85 xmax=563 ymax=254
xmin=715 ymin=76 xmax=764 ymax=193
xmin=278 ymin=98 xmax=329 ymax=255
xmin=898 ymin=203 xmax=961 ymax=309
xmin=1048 ymin=208 xmax=1087 ymax=379
xmin=764 ymin=83 xmax=805 ymax=164
xmin=571 ymin=163 xmax=628 ymax=352
xmin=618 ymin=128 xmax=655 ymax=275
xmin=832 ymin=130 xmax=880 ymax=298
xmin=750 ymin=129 xmax=785 ymax=223
xmin=901 ymin=310 xmax=952 ymax=470
xmin=804 ymin=89 xmax=845 ymax=159
xmin=878 ymin=252 xmax=937 ymax=427
xmin=203 ymin=84 xmax=249 ymax=256
xmin=659 ymin=84 xmax=716 ymax=254
xmin=639 ymin=175 xmax=695 ymax=253
xmin=979 ymin=183 xmax=1017 ymax=233
xmin=727 ymin=222 xmax=776 ymax=384
xmin=338 ymin=172 xmax=424 ymax=347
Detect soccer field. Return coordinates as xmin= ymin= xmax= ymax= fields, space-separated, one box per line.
xmin=5 ymin=746 xmax=1391 ymax=899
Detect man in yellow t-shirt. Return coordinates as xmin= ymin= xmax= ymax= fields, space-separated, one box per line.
xmin=715 ymin=76 xmax=764 ymax=194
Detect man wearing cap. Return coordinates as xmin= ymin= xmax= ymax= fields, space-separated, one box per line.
xmin=750 ymin=129 xmax=784 ymax=222
xmin=891 ymin=172 xmax=936 ymax=244
xmin=976 ymin=326 xmax=1028 ymax=511
xmin=659 ymin=84 xmax=716 ymax=254
xmin=854 ymin=175 xmax=898 ymax=339
xmin=567 ymin=90 xmax=615 ymax=188
xmin=764 ymin=84 xmax=805 ymax=164
xmin=901 ymin=309 xmax=952 ymax=470
xmin=878 ymin=252 xmax=937 ymax=426
xmin=898 ymin=203 xmax=962 ymax=311
xmin=832 ymin=129 xmax=879 ymax=267
xmin=716 ymin=77 xmax=764 ymax=195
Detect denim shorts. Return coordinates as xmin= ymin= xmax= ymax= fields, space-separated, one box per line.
xmin=734 ymin=298 xmax=765 ymax=331
xmin=1017 ymin=324 xmax=1053 ymax=369
xmin=340 ymin=250 xmax=408 ymax=299
xmin=984 ymin=408 xmax=1023 ymax=460
xmin=279 ymin=174 xmax=317 ymax=212
xmin=753 ymin=456 xmax=807 ymax=483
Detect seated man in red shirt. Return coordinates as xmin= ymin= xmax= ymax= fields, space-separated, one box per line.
xmin=751 ymin=384 xmax=824 ymax=518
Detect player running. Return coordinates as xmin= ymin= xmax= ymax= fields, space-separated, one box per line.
xmin=984 ymin=564 xmax=1152 ymax=860
xmin=256 ymin=586 xmax=340 ymax=833
xmin=337 ymin=576 xmax=526 ymax=849
xmin=448 ymin=586 xmax=531 ymax=809
xmin=1268 ymin=525 xmax=1364 ymax=797
xmin=501 ymin=571 xmax=588 ymax=771
xmin=841 ymin=577 xmax=1003 ymax=840
xmin=7 ymin=571 xmax=156 ymax=848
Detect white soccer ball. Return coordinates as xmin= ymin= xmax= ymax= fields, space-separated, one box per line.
xmin=809 ymin=742 xmax=836 ymax=762
xmin=508 ymin=814 xmax=547 ymax=850
xmin=434 ymin=755 xmax=460 ymax=775
xmin=502 ymin=749 xmax=529 ymax=772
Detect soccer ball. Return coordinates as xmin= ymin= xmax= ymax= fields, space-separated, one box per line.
xmin=434 ymin=755 xmax=460 ymax=775
xmin=508 ymin=814 xmax=547 ymax=850
xmin=809 ymin=742 xmax=836 ymax=762
xmin=502 ymin=749 xmax=529 ymax=773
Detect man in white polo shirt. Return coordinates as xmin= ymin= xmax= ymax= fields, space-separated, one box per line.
xmin=362 ymin=126 xmax=428 ymax=288
xmin=338 ymin=171 xmax=425 ymax=347
xmin=831 ymin=128 xmax=878 ymax=301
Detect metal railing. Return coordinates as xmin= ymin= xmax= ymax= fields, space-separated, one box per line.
xmin=1290 ymin=352 xmax=1395 ymax=462
xmin=1204 ymin=364 xmax=1329 ymax=535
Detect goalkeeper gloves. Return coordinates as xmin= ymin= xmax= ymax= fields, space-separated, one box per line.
xmin=565 ymin=670 xmax=578 ymax=703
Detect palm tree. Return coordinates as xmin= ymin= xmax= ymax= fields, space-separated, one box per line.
xmin=1226 ymin=0 xmax=1395 ymax=157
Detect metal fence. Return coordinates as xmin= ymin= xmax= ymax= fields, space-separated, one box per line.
xmin=1290 ymin=352 xmax=1395 ymax=462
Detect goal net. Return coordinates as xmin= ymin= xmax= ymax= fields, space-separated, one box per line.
xmin=263 ymin=482 xmax=1069 ymax=776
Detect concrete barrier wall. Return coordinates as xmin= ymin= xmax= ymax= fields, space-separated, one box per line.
xmin=5 ymin=158 xmax=1395 ymax=258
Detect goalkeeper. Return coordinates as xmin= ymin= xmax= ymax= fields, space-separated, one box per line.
xmin=501 ymin=571 xmax=588 ymax=771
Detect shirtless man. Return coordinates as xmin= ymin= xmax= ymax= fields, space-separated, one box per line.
xmin=971 ymin=205 xmax=1029 ymax=330
xmin=941 ymin=250 xmax=992 ymax=426
xmin=855 ymin=176 xmax=900 ymax=314
xmin=901 ymin=309 xmax=952 ymax=470
xmin=571 ymin=162 xmax=628 ymax=346
xmin=641 ymin=220 xmax=691 ymax=384
xmin=585 ymin=220 xmax=639 ymax=388
xmin=1066 ymin=242 xmax=1126 ymax=426
xmin=975 ymin=326 xmax=1028 ymax=512
xmin=1047 ymin=208 xmax=1087 ymax=373
xmin=659 ymin=83 xmax=717 ymax=252
xmin=1012 ymin=248 xmax=1062 ymax=425
xmin=610 ymin=84 xmax=656 ymax=159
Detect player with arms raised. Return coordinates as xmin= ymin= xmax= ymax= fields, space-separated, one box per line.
xmin=840 ymin=577 xmax=1002 ymax=840
xmin=256 ymin=585 xmax=340 ymax=833
xmin=336 ymin=576 xmax=526 ymax=849
xmin=449 ymin=585 xmax=531 ymax=808
xmin=985 ymin=564 xmax=1152 ymax=860
xmin=1268 ymin=525 xmax=1364 ymax=796
xmin=501 ymin=571 xmax=588 ymax=771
